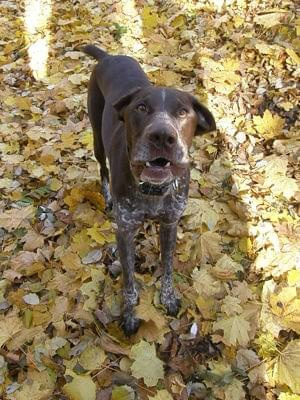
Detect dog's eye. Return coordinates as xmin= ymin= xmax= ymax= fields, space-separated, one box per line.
xmin=136 ymin=104 xmax=147 ymax=112
xmin=178 ymin=109 xmax=187 ymax=117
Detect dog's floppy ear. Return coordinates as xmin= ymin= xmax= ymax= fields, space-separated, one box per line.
xmin=192 ymin=97 xmax=216 ymax=134
xmin=112 ymin=87 xmax=141 ymax=121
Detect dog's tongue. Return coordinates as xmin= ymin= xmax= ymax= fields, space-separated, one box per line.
xmin=141 ymin=166 xmax=172 ymax=184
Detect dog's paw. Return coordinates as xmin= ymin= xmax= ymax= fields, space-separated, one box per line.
xmin=105 ymin=199 xmax=113 ymax=213
xmin=161 ymin=290 xmax=181 ymax=316
xmin=122 ymin=312 xmax=140 ymax=336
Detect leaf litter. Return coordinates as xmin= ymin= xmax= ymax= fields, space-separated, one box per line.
xmin=0 ymin=0 xmax=299 ymax=399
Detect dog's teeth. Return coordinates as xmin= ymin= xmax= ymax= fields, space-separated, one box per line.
xmin=166 ymin=162 xmax=170 ymax=167
xmin=146 ymin=162 xmax=151 ymax=167
xmin=139 ymin=181 xmax=144 ymax=185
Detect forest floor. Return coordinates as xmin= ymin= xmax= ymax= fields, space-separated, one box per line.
xmin=0 ymin=0 xmax=299 ymax=399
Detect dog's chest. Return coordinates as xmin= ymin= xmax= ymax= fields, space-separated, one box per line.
xmin=114 ymin=189 xmax=187 ymax=227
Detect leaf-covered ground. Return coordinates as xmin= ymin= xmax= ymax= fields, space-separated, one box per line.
xmin=0 ymin=0 xmax=299 ymax=399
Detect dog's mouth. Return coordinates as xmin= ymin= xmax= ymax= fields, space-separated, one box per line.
xmin=145 ymin=157 xmax=171 ymax=168
xmin=140 ymin=157 xmax=173 ymax=185
xmin=131 ymin=156 xmax=188 ymax=186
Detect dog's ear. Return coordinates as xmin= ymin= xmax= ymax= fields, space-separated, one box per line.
xmin=192 ymin=97 xmax=216 ymax=134
xmin=112 ymin=87 xmax=141 ymax=121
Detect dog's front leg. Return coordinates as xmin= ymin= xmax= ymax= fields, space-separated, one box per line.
xmin=116 ymin=226 xmax=140 ymax=335
xmin=160 ymin=221 xmax=180 ymax=316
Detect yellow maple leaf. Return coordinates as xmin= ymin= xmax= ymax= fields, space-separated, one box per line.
xmin=79 ymin=345 xmax=106 ymax=371
xmin=288 ymin=270 xmax=300 ymax=286
xmin=286 ymin=48 xmax=300 ymax=65
xmin=0 ymin=205 xmax=35 ymax=232
xmin=211 ymin=254 xmax=243 ymax=280
xmin=61 ymin=251 xmax=83 ymax=271
xmin=63 ymin=370 xmax=96 ymax=400
xmin=213 ymin=315 xmax=251 ymax=346
xmin=4 ymin=96 xmax=32 ymax=110
xmin=13 ymin=381 xmax=51 ymax=400
xmin=49 ymin=178 xmax=62 ymax=191
xmin=183 ymin=198 xmax=218 ymax=230
xmin=0 ymin=313 xmax=23 ymax=347
xmin=278 ymin=394 xmax=300 ymax=400
xmin=130 ymin=340 xmax=164 ymax=387
xmin=253 ymin=110 xmax=284 ymax=139
xmin=270 ymin=287 xmax=300 ymax=333
xmin=192 ymin=231 xmax=223 ymax=262
xmin=111 ymin=385 xmax=135 ymax=400
xmin=80 ymin=130 xmax=94 ymax=150
xmin=224 ymin=378 xmax=245 ymax=400
xmin=254 ymin=12 xmax=285 ymax=29
xmin=64 ymin=186 xmax=105 ymax=211
xmin=265 ymin=174 xmax=298 ymax=199
xmin=148 ymin=390 xmax=173 ymax=400
xmin=195 ymin=296 xmax=215 ymax=319
xmin=68 ymin=73 xmax=86 ymax=85
xmin=171 ymin=14 xmax=186 ymax=29
xmin=192 ymin=266 xmax=222 ymax=297
xmin=136 ymin=320 xmax=169 ymax=344
xmin=84 ymin=190 xmax=105 ymax=210
xmin=141 ymin=6 xmax=158 ymax=29
xmin=272 ymin=340 xmax=300 ymax=394
xmin=87 ymin=222 xmax=115 ymax=245
xmin=152 ymin=70 xmax=181 ymax=86
xmin=135 ymin=290 xmax=166 ymax=330
xmin=221 ymin=295 xmax=243 ymax=316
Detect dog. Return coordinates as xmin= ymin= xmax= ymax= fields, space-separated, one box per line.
xmin=83 ymin=44 xmax=216 ymax=335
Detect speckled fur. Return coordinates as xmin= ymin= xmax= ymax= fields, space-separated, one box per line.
xmin=111 ymin=174 xmax=189 ymax=334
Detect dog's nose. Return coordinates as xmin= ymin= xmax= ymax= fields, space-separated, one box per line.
xmin=148 ymin=131 xmax=176 ymax=148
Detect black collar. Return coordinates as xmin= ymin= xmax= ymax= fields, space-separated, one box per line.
xmin=138 ymin=179 xmax=178 ymax=196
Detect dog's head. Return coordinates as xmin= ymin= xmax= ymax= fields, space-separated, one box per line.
xmin=113 ymin=86 xmax=216 ymax=186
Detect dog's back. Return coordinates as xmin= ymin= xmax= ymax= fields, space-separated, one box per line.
xmin=83 ymin=45 xmax=150 ymax=102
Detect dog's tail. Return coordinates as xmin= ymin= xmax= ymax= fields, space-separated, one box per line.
xmin=82 ymin=45 xmax=108 ymax=61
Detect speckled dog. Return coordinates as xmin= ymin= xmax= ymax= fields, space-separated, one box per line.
xmin=83 ymin=45 xmax=216 ymax=335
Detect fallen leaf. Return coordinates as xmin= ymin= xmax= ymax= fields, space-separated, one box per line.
xmin=254 ymin=12 xmax=285 ymax=28
xmin=192 ymin=266 xmax=222 ymax=297
xmin=63 ymin=370 xmax=96 ymax=400
xmin=81 ymin=249 xmax=102 ymax=265
xmin=272 ymin=340 xmax=300 ymax=394
xmin=183 ymin=198 xmax=219 ymax=230
xmin=0 ymin=313 xmax=23 ymax=347
xmin=0 ymin=206 xmax=35 ymax=232
xmin=111 ymin=385 xmax=135 ymax=400
xmin=213 ymin=315 xmax=251 ymax=347
xmin=23 ymin=293 xmax=40 ymax=305
xmin=130 ymin=340 xmax=164 ymax=387
xmin=224 ymin=378 xmax=245 ymax=400
xmin=148 ymin=389 xmax=173 ymax=399
xmin=253 ymin=110 xmax=284 ymax=140
xmin=79 ymin=345 xmax=106 ymax=371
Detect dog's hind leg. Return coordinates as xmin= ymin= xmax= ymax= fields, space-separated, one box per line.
xmin=87 ymin=66 xmax=112 ymax=210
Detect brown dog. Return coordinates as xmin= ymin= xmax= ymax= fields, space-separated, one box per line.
xmin=83 ymin=45 xmax=216 ymax=334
